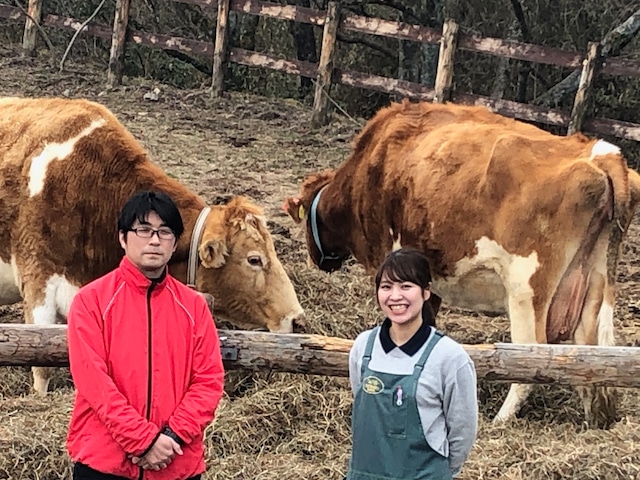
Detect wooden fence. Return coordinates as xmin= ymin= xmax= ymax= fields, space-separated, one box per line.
xmin=1 ymin=0 xmax=640 ymax=140
xmin=3 ymin=323 xmax=640 ymax=388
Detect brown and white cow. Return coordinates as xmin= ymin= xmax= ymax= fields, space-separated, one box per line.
xmin=0 ymin=96 xmax=305 ymax=393
xmin=285 ymin=100 xmax=640 ymax=428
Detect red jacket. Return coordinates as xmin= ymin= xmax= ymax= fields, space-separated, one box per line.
xmin=67 ymin=257 xmax=225 ymax=480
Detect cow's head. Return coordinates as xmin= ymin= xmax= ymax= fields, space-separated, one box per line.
xmin=194 ymin=196 xmax=305 ymax=333
xmin=284 ymin=170 xmax=350 ymax=273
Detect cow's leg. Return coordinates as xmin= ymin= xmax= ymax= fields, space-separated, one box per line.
xmin=24 ymin=304 xmax=56 ymax=395
xmin=32 ymin=370 xmax=53 ymax=395
xmin=494 ymin=384 xmax=535 ymax=424
xmin=23 ymin=292 xmax=56 ymax=395
xmin=493 ymin=287 xmax=539 ymax=424
xmin=574 ymin=279 xmax=617 ymax=429
xmin=23 ymin=274 xmax=78 ymax=394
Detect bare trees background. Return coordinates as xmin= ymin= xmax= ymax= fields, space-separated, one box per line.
xmin=2 ymin=0 xmax=639 ymax=133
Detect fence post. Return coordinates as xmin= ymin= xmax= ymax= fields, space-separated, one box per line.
xmin=107 ymin=0 xmax=131 ymax=88
xmin=211 ymin=0 xmax=231 ymax=98
xmin=568 ymin=42 xmax=602 ymax=136
xmin=433 ymin=19 xmax=459 ymax=103
xmin=22 ymin=0 xmax=43 ymax=55
xmin=311 ymin=1 xmax=340 ymax=128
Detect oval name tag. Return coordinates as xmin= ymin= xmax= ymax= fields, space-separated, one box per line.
xmin=362 ymin=375 xmax=384 ymax=394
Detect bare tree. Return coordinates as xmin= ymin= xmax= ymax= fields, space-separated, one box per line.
xmin=533 ymin=8 xmax=640 ymax=107
xmin=492 ymin=0 xmax=531 ymax=101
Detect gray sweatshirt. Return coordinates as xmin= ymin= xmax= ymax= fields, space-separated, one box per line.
xmin=349 ymin=326 xmax=478 ymax=477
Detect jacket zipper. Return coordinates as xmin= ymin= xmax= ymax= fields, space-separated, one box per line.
xmin=139 ymin=282 xmax=156 ymax=480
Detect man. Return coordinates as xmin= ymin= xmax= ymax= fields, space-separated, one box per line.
xmin=67 ymin=191 xmax=225 ymax=480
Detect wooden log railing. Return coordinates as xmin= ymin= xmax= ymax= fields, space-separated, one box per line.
xmin=2 ymin=324 xmax=640 ymax=388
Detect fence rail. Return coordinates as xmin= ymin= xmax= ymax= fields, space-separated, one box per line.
xmin=1 ymin=0 xmax=640 ymax=141
xmin=2 ymin=323 xmax=640 ymax=388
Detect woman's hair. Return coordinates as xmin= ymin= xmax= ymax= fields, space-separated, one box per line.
xmin=374 ymin=247 xmax=437 ymax=327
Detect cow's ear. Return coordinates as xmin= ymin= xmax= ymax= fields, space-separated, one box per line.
xmin=283 ymin=197 xmax=305 ymax=223
xmin=199 ymin=237 xmax=227 ymax=268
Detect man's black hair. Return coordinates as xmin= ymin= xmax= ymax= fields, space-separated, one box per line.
xmin=118 ymin=191 xmax=185 ymax=240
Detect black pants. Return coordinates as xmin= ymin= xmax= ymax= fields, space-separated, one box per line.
xmin=73 ymin=462 xmax=201 ymax=480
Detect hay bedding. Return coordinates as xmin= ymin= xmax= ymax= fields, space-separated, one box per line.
xmin=1 ymin=44 xmax=640 ymax=479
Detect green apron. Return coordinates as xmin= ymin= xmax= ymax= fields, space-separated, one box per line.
xmin=347 ymin=327 xmax=452 ymax=480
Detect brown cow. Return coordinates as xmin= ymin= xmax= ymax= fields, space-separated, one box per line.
xmin=285 ymin=100 xmax=640 ymax=428
xmin=0 ymin=97 xmax=305 ymax=393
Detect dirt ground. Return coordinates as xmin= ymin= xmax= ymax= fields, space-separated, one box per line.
xmin=1 ymin=42 xmax=640 ymax=479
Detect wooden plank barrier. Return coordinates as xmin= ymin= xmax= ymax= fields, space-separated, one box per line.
xmin=2 ymin=323 xmax=640 ymax=388
xmin=2 ymin=1 xmax=640 ymax=138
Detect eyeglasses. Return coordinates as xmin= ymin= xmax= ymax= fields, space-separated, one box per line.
xmin=130 ymin=227 xmax=176 ymax=240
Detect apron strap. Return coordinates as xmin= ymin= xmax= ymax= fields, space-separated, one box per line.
xmin=412 ymin=328 xmax=444 ymax=377
xmin=360 ymin=326 xmax=380 ymax=378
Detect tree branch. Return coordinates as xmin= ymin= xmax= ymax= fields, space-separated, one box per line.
xmin=310 ymin=77 xmax=363 ymax=127
xmin=362 ymin=0 xmax=421 ymax=24
xmin=336 ymin=32 xmax=396 ymax=61
xmin=164 ymin=49 xmax=212 ymax=76
xmin=508 ymin=0 xmax=532 ymax=103
xmin=533 ymin=8 xmax=640 ymax=107
xmin=509 ymin=0 xmax=530 ymax=42
xmin=59 ymin=0 xmax=106 ymax=72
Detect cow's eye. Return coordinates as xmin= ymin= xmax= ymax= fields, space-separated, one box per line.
xmin=248 ymin=255 xmax=263 ymax=267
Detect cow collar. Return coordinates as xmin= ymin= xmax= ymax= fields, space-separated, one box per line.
xmin=310 ymin=187 xmax=343 ymax=268
xmin=187 ymin=206 xmax=211 ymax=287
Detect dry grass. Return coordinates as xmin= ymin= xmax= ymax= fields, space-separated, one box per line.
xmin=1 ymin=43 xmax=640 ymax=479
xmin=3 ymin=370 xmax=640 ymax=479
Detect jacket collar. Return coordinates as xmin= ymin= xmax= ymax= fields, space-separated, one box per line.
xmin=119 ymin=256 xmax=169 ymax=291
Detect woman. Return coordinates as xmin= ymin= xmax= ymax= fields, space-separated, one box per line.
xmin=347 ymin=247 xmax=478 ymax=479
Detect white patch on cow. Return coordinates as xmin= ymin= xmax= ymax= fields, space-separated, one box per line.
xmin=432 ymin=236 xmax=541 ymax=426
xmin=0 ymin=256 xmax=21 ymax=304
xmin=389 ymin=228 xmax=402 ymax=251
xmin=431 ymin=237 xmax=539 ymax=316
xmin=31 ymin=274 xmax=79 ymax=326
xmin=270 ymin=307 xmax=305 ymax=334
xmin=28 ymin=118 xmax=106 ymax=197
xmin=597 ymin=301 xmax=615 ymax=346
xmin=589 ymin=140 xmax=620 ymax=160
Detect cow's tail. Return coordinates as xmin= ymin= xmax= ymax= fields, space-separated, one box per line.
xmin=607 ymin=165 xmax=640 ymax=295
xmin=601 ymin=159 xmax=629 ymax=345
xmin=589 ymin=153 xmax=635 ymax=295
xmin=578 ymin=154 xmax=640 ymax=428
xmin=597 ymin=165 xmax=640 ymax=430
xmin=627 ymin=168 xmax=640 ymax=212
xmin=579 ymin=153 xmax=639 ymax=429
